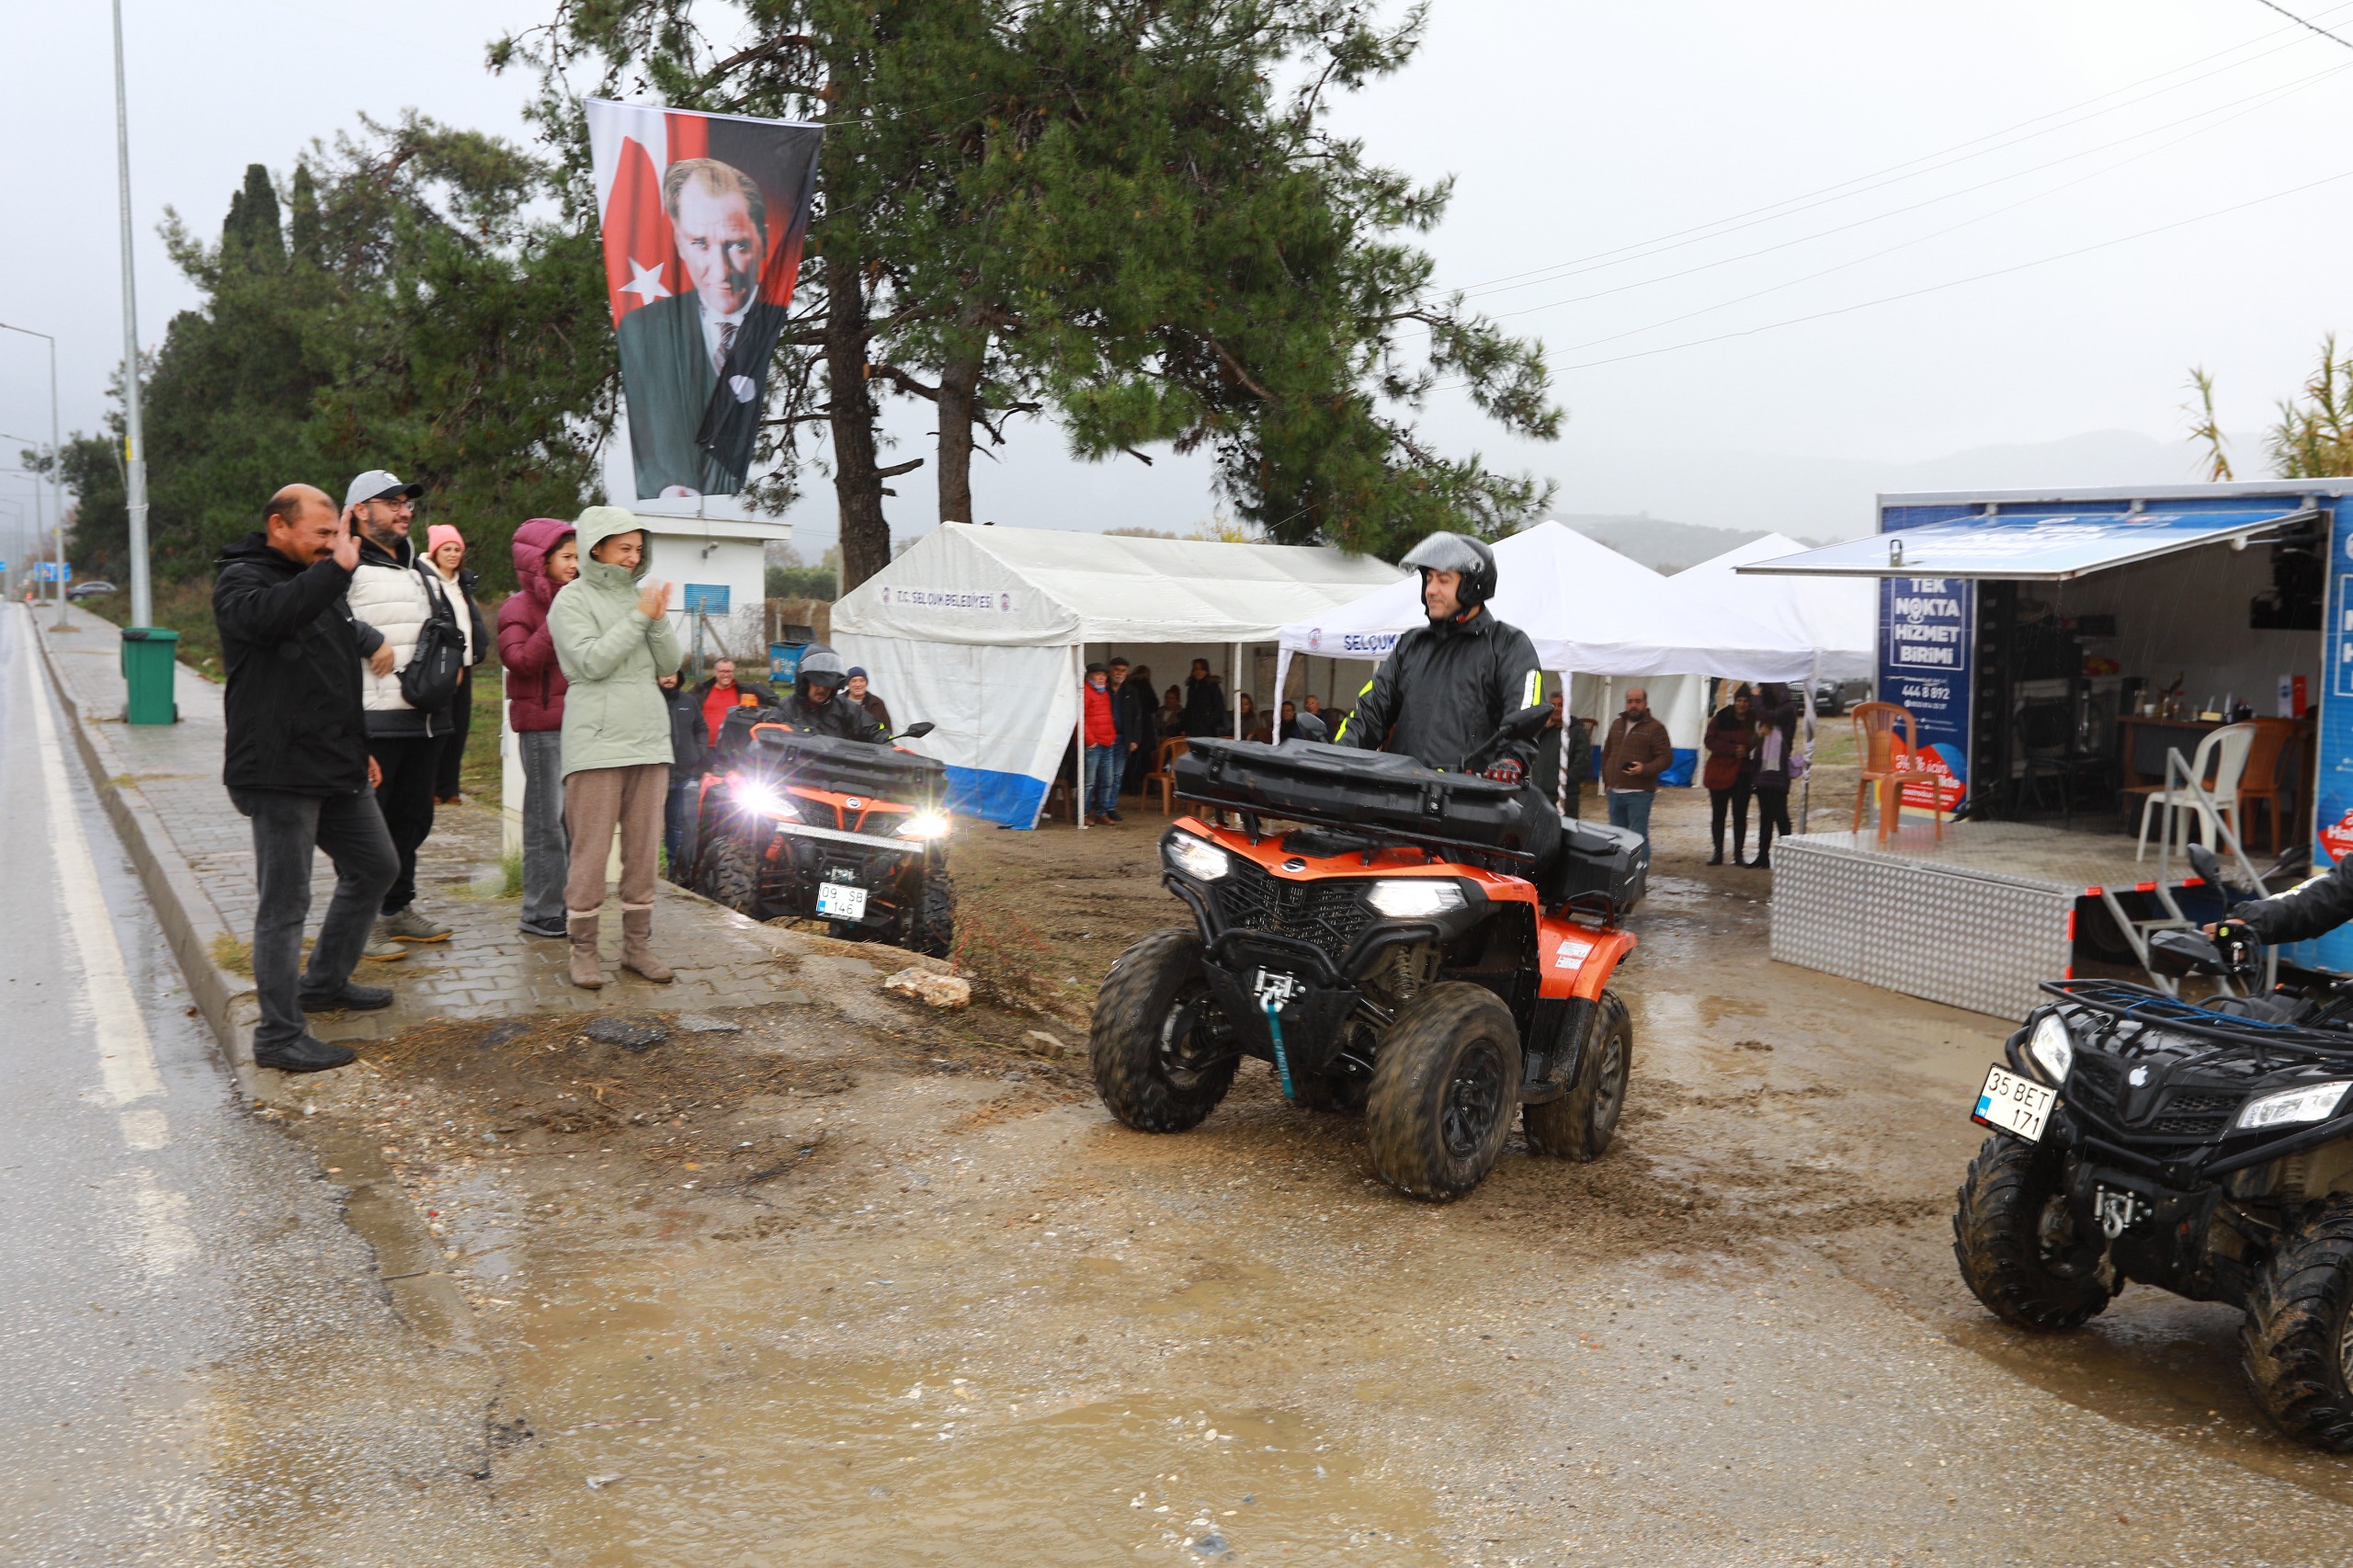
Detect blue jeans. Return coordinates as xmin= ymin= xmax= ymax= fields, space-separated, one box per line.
xmin=1607 ymin=790 xmax=1654 ymax=846
xmin=1085 ymin=744 xmax=1122 ymax=817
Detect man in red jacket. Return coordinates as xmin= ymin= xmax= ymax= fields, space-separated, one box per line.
xmin=495 ymin=518 xmax=578 ymax=937
xmin=1083 ymin=662 xmax=1123 ymax=824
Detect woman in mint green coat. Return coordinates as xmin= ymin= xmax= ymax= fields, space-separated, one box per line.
xmin=551 ymin=506 xmax=683 ymax=989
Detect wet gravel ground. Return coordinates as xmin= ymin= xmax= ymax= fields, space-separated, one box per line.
xmin=254 ymin=790 xmax=2353 ymax=1565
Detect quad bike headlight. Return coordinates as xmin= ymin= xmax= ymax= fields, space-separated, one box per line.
xmin=2237 ymin=1080 xmax=2353 ymax=1132
xmin=894 ymin=812 xmax=951 ymax=840
xmin=1366 ymin=879 xmax=1467 ymax=919
xmin=2028 ymin=1013 xmax=2074 ymax=1085
xmin=735 ymin=781 xmax=797 ymax=822
xmin=1165 ymin=833 xmax=1231 ymax=881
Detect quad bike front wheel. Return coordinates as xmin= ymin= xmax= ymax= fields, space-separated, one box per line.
xmin=1091 ymin=928 xmax=1241 ymax=1133
xmin=697 ymin=832 xmax=760 ymax=917
xmin=1951 ymin=1134 xmax=2112 ymax=1329
xmin=2242 ymin=1196 xmax=2353 ymax=1450
xmin=1366 ymin=983 xmax=1523 ymax=1201
xmin=1524 ymin=990 xmax=1631 ymax=1161
xmin=911 ymin=867 xmax=956 ymax=960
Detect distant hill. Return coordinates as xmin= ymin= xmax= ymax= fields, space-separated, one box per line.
xmin=1552 ymin=514 xmax=1827 ymax=574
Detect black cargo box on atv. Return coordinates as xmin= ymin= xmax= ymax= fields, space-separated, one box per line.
xmin=1174 ymin=737 xmax=1544 ymax=857
xmin=1553 ymin=820 xmax=1649 ymax=914
xmin=712 ymin=707 xmax=946 ymax=798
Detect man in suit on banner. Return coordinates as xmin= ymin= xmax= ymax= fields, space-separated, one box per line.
xmin=620 ymin=157 xmax=790 ymax=499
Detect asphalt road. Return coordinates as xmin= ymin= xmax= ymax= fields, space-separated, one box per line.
xmin=0 ymin=605 xmax=534 ymax=1566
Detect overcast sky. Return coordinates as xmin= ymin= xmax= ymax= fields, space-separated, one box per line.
xmin=4 ymin=0 xmax=2349 ymax=563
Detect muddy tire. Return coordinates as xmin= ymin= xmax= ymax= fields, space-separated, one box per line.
xmin=1091 ymin=928 xmax=1240 ymax=1133
xmin=1524 ymin=990 xmax=1631 ymax=1161
xmin=912 ymin=868 xmax=955 ymax=960
xmin=2241 ymin=1198 xmax=2353 ymax=1449
xmin=1366 ymin=983 xmax=1522 ymax=1201
xmin=1951 ymin=1134 xmax=2110 ymax=1329
xmin=697 ymin=832 xmax=760 ymax=917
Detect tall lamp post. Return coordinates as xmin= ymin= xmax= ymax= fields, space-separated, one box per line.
xmin=109 ymin=0 xmax=151 ymax=631
xmin=0 ymin=324 xmax=64 ymax=625
xmin=0 ymin=469 xmax=47 ymax=607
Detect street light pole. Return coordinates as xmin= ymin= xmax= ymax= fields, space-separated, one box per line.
xmin=109 ymin=0 xmax=151 ymax=630
xmin=0 ymin=324 xmax=64 ymax=626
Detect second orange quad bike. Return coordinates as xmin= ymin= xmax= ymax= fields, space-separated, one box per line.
xmin=1090 ymin=704 xmax=1646 ymax=1200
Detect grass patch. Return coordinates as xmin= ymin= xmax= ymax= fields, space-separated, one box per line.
xmin=210 ymin=932 xmax=252 ymax=976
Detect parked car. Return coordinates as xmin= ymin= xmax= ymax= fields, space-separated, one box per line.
xmin=1813 ymin=677 xmax=1870 ymax=717
xmin=66 ymin=579 xmax=117 ymax=601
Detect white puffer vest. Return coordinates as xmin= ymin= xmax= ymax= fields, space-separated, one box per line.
xmin=348 ymin=537 xmax=453 ymax=736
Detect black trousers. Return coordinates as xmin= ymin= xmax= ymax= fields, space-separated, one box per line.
xmin=369 ymin=733 xmax=440 ymax=915
xmin=432 ymin=666 xmax=472 ymax=800
xmin=1755 ymin=785 xmax=1793 ymax=860
xmin=1708 ymin=782 xmax=1753 ymax=859
xmin=230 ymin=788 xmax=398 ymax=1047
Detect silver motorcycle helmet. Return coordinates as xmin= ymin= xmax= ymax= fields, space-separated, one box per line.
xmin=1399 ymin=531 xmax=1498 ymax=616
xmin=795 ymin=644 xmax=848 ymax=703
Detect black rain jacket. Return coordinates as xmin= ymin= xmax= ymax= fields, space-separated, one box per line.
xmin=211 ymin=533 xmax=370 ymax=796
xmin=1334 ymin=608 xmax=1546 ymax=774
xmin=2231 ymin=862 xmax=2353 ymax=946
xmin=778 ymin=690 xmax=887 ymax=744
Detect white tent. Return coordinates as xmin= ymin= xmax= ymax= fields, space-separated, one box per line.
xmin=1274 ymin=520 xmax=1813 ymax=683
xmin=1274 ymin=521 xmax=1816 ymax=786
xmin=832 ymin=524 xmax=1401 ymax=826
xmin=1675 ymin=531 xmax=1878 ymax=682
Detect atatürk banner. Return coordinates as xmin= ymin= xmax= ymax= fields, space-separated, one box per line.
xmin=585 ymin=100 xmax=822 ymax=502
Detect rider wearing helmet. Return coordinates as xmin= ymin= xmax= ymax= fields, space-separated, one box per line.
xmin=779 ymin=645 xmax=887 ymax=744
xmin=1336 ymin=530 xmax=1560 ymax=864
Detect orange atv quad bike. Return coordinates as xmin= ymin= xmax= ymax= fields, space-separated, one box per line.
xmin=1090 ymin=704 xmax=1646 ymax=1200
xmin=690 ymin=710 xmax=955 ymax=957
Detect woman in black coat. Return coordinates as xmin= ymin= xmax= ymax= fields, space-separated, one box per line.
xmin=1749 ymin=683 xmax=1801 ymax=869
xmin=1182 ymin=658 xmax=1227 ymax=739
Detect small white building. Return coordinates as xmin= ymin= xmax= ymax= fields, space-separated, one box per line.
xmin=636 ymin=511 xmax=792 ymax=669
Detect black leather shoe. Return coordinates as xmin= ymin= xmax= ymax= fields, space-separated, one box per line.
xmin=517 ymin=919 xmax=569 ymax=940
xmin=298 ymin=982 xmax=393 ymax=1013
xmin=254 ymin=1035 xmax=359 ymax=1074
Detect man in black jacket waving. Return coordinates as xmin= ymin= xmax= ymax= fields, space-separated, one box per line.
xmin=212 ymin=484 xmax=402 ymax=1073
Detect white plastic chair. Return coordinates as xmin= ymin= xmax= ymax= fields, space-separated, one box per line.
xmin=2136 ymin=722 xmax=2255 ymax=861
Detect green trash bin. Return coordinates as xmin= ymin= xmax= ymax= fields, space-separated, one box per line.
xmin=120 ymin=626 xmax=180 ymax=726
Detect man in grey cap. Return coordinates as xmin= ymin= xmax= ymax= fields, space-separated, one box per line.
xmin=343 ymin=469 xmax=460 ymax=947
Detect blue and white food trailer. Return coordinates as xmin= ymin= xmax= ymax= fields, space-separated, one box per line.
xmin=1745 ymin=479 xmax=2353 ymax=1014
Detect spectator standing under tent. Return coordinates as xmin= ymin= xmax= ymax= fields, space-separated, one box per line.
xmin=1236 ymin=692 xmax=1266 ymax=742
xmin=845 ymin=665 xmax=892 ymax=733
xmin=1108 ymin=657 xmax=1150 ymax=792
xmin=1182 ymin=658 xmax=1226 ymax=739
xmin=1750 ymin=682 xmax=1802 ymax=869
xmin=551 ymin=507 xmax=684 ymax=989
xmin=496 ymin=518 xmax=577 ymax=940
xmin=689 ymin=657 xmax=778 ymax=748
xmin=1158 ymin=685 xmax=1187 ymax=741
xmin=344 ymin=469 xmax=458 ymax=949
xmin=210 ymin=484 xmax=400 ymax=1074
xmin=1082 ymin=663 xmax=1123 ymax=824
xmin=1533 ymin=686 xmax=1591 ymax=821
xmin=1599 ymin=685 xmax=1672 ymax=847
xmin=1703 ymin=684 xmax=1758 ymax=867
xmin=421 ymin=523 xmax=489 ymax=805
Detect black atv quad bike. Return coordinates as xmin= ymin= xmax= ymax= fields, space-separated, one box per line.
xmin=1090 ymin=705 xmax=1648 ymax=1201
xmin=689 ymin=709 xmax=956 ymax=958
xmin=1953 ymin=893 xmax=2353 ymax=1449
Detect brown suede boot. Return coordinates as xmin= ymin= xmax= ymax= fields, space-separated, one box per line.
xmin=567 ymin=912 xmax=605 ymax=989
xmin=620 ymin=905 xmax=674 ymax=983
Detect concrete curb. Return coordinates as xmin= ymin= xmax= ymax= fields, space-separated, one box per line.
xmin=28 ymin=611 xmax=265 ymax=1098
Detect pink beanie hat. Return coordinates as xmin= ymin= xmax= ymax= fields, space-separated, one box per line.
xmin=426 ymin=524 xmax=463 ymax=556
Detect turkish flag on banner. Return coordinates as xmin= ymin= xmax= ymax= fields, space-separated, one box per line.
xmin=585 ymin=99 xmax=823 ymax=500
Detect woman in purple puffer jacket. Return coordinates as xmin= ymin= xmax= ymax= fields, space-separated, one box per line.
xmin=496 ymin=518 xmax=578 ymax=938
